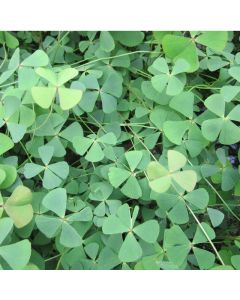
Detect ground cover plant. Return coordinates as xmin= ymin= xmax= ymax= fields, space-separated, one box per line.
xmin=0 ymin=31 xmax=240 ymax=270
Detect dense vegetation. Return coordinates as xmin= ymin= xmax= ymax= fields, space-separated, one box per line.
xmin=0 ymin=31 xmax=240 ymax=270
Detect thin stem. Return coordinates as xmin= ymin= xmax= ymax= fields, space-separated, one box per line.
xmin=28 ymin=102 xmax=53 ymax=134
xmin=0 ymin=44 xmax=7 ymax=71
xmin=75 ymin=50 xmax=161 ymax=69
xmin=44 ymin=253 xmax=61 ymax=262
xmin=186 ymin=203 xmax=225 ymax=266
xmin=0 ymin=80 xmax=18 ymax=89
xmin=188 ymin=159 xmax=240 ymax=223
xmin=187 ymin=85 xmax=221 ymax=92
xmin=127 ymin=123 xmax=226 ymax=264
xmin=55 ymin=249 xmax=69 ymax=270
xmin=127 ymin=124 xmax=159 ymax=162
xmin=19 ymin=141 xmax=43 ymax=181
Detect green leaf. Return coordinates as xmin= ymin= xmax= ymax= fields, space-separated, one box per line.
xmin=0 ymin=240 xmax=31 ymax=269
xmin=42 ymin=188 xmax=67 ymax=218
xmin=169 ymin=91 xmax=194 ymax=118
xmin=116 ymin=204 xmax=132 ymax=229
xmin=163 ymin=120 xmax=190 ymax=145
xmin=39 ymin=145 xmax=54 ymax=165
xmin=220 ymin=85 xmax=240 ymax=102
xmin=229 ymin=66 xmax=240 ymax=82
xmin=120 ymin=175 xmax=142 ymax=199
xmin=162 ymin=34 xmax=199 ymax=72
xmin=227 ymin=104 xmax=240 ymax=121
xmin=147 ymin=162 xmax=171 ymax=193
xmin=168 ymin=200 xmax=189 ymax=224
xmin=41 ymin=162 xmax=69 ymax=190
xmin=58 ymin=87 xmax=83 ymax=110
xmin=7 ymin=122 xmax=26 ymax=143
xmin=0 ymin=169 xmax=6 ymax=186
xmin=108 ymin=167 xmax=131 ymax=188
xmin=0 ymin=164 xmax=17 ymax=189
xmin=101 ymin=93 xmax=117 ymax=113
xmin=48 ymin=162 xmax=69 ymax=179
xmin=167 ymin=74 xmax=185 ymax=96
xmin=102 ymin=73 xmax=123 ymax=97
xmin=35 ymin=67 xmax=57 ymax=85
xmin=0 ymin=133 xmax=14 ymax=155
xmin=231 ymin=255 xmax=240 ymax=269
xmin=171 ymin=170 xmax=197 ymax=192
xmin=193 ymin=247 xmax=215 ymax=269
xmin=147 ymin=151 xmax=197 ymax=193
xmin=193 ymin=222 xmax=216 ymax=244
xmin=125 ymin=150 xmax=143 ymax=172
xmin=207 ymin=208 xmax=224 ymax=227
xmin=119 ymin=233 xmax=142 ymax=262
xmin=184 ymin=188 xmax=209 ymax=209
xmin=35 ymin=215 xmax=62 ymax=238
xmin=85 ymin=143 xmax=104 ymax=162
xmin=204 ymin=94 xmax=225 ymax=117
xmin=219 ymin=119 xmax=240 ymax=144
xmin=5 ymin=186 xmax=33 ymax=228
xmin=0 ymin=218 xmax=13 ymax=244
xmin=68 ymin=207 xmax=93 ymax=222
xmin=72 ymin=136 xmax=93 ymax=155
xmin=21 ymin=50 xmax=49 ymax=67
xmin=195 ymin=31 xmax=228 ymax=51
xmin=0 ymin=32 xmax=19 ymax=48
xmin=151 ymin=74 xmax=168 ymax=93
xmin=111 ymin=31 xmax=144 ymax=47
xmin=102 ymin=215 xmax=129 ymax=234
xmin=57 ymin=68 xmax=78 ymax=86
xmin=97 ymin=132 xmax=117 ymax=145
xmin=18 ymin=67 xmax=39 ymax=89
xmin=60 ymin=222 xmax=82 ymax=248
xmin=201 ymin=118 xmax=223 ymax=142
xmin=31 ymin=86 xmax=56 ymax=109
xmin=100 ymin=31 xmax=115 ymax=52
xmin=85 ymin=243 xmax=99 ymax=260
xmin=168 ymin=150 xmax=187 ymax=172
xmin=133 ymin=220 xmax=159 ymax=243
xmin=24 ymin=163 xmax=45 ymax=178
xmin=164 ymin=225 xmax=190 ymax=266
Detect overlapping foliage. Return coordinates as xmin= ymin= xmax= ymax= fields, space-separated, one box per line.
xmin=0 ymin=31 xmax=240 ymax=270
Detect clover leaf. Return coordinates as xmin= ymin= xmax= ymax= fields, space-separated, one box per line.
xmin=31 ymin=67 xmax=83 ymax=110
xmin=36 ymin=187 xmax=93 ymax=248
xmin=201 ymin=94 xmax=240 ymax=144
xmin=0 ymin=164 xmax=17 ymax=189
xmin=149 ymin=57 xmax=188 ymax=96
xmin=164 ymin=223 xmax=216 ymax=269
xmin=108 ymin=150 xmax=144 ymax=199
xmin=0 ymin=31 xmax=19 ymax=49
xmin=89 ymin=181 xmax=121 ymax=218
xmin=3 ymin=185 xmax=33 ymax=228
xmin=73 ymin=132 xmax=117 ymax=162
xmin=155 ymin=188 xmax=209 ymax=224
xmin=162 ymin=32 xmax=228 ymax=72
xmin=147 ymin=150 xmax=197 ymax=193
xmin=102 ymin=204 xmax=159 ymax=262
xmin=0 ymin=48 xmax=49 ymax=88
xmin=0 ymin=96 xmax=27 ymax=142
xmin=23 ymin=145 xmax=69 ymax=189
xmin=0 ymin=133 xmax=14 ymax=156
